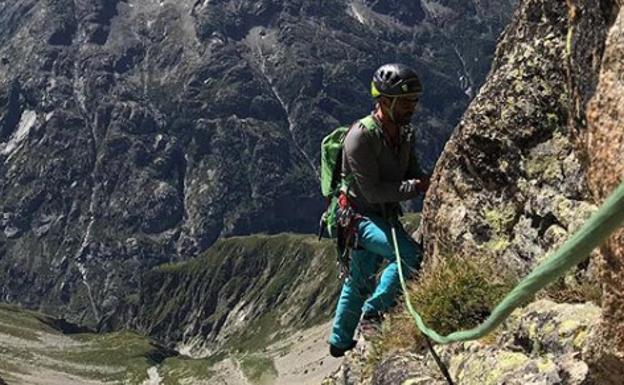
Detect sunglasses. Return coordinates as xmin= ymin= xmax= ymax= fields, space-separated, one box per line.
xmin=393 ymin=96 xmax=420 ymax=107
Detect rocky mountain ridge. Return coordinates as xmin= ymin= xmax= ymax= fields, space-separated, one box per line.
xmin=107 ymin=233 xmax=341 ymax=357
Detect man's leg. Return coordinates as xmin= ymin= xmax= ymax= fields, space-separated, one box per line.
xmin=359 ymin=215 xmax=422 ymax=316
xmin=329 ymin=247 xmax=382 ymax=351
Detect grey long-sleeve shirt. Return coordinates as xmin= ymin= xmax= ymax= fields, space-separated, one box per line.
xmin=342 ymin=114 xmax=424 ymax=218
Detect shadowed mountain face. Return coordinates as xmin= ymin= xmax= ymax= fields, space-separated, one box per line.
xmin=0 ymin=0 xmax=514 ymax=326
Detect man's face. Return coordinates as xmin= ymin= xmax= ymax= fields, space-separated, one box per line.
xmin=382 ymin=96 xmax=419 ymax=126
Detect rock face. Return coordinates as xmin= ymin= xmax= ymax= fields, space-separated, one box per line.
xmin=441 ymin=301 xmax=599 ymax=385
xmin=0 ymin=0 xmax=514 ymax=326
xmin=423 ymin=0 xmax=624 ymax=383
xmin=583 ymin=2 xmax=624 ymax=383
xmin=420 ymin=0 xmax=612 ymax=278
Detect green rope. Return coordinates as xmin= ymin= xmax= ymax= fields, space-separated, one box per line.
xmin=393 ymin=180 xmax=624 ymax=345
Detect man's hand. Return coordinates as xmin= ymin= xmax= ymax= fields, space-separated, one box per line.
xmin=399 ymin=177 xmax=430 ymax=194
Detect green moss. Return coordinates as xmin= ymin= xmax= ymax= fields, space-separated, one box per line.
xmin=558 ymin=319 xmax=581 ymax=336
xmin=546 ymin=113 xmax=559 ymax=128
xmin=527 ymin=322 xmax=538 ymax=339
xmin=453 ymin=350 xmax=529 ymax=385
xmin=526 ymin=154 xmax=561 ymax=180
xmin=573 ymin=329 xmax=589 ymax=350
xmin=541 ymin=322 xmax=556 ymax=336
xmin=485 ymin=352 xmax=529 ymax=382
xmin=497 ymin=351 xmax=529 ymax=371
xmin=401 ymin=213 xmax=421 ymax=235
xmin=536 ymin=357 xmax=556 ymax=373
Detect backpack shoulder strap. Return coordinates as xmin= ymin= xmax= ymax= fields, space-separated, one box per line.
xmin=359 ymin=115 xmax=379 ymax=133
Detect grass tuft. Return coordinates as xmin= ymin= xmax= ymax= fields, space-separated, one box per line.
xmin=368 ymin=256 xmax=516 ymax=366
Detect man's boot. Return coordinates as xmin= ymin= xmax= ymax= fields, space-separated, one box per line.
xmin=329 ymin=340 xmax=357 ymax=357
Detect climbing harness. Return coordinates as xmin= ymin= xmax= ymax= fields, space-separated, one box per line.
xmin=335 ymin=193 xmax=362 ymax=280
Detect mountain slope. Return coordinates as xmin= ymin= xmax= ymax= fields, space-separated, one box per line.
xmin=109 ymin=233 xmax=341 ymax=357
xmin=0 ymin=302 xmax=340 ymax=385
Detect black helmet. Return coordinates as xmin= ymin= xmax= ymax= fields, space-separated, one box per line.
xmin=371 ymin=63 xmax=422 ymax=98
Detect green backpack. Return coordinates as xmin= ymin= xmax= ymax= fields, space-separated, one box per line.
xmin=319 ymin=115 xmax=378 ymax=238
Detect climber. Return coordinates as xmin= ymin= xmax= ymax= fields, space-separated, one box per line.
xmin=328 ymin=63 xmax=430 ymax=357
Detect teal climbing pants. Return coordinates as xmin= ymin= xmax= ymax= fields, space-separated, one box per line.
xmin=328 ymin=215 xmax=422 ymax=349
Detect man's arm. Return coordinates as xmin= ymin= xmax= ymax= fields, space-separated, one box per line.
xmin=344 ymin=126 xmax=420 ymax=203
